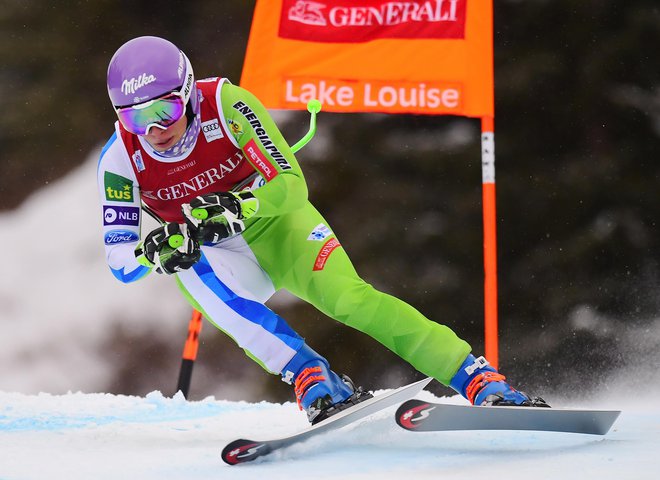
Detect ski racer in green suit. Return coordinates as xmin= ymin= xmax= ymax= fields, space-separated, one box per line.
xmin=99 ymin=36 xmax=548 ymax=424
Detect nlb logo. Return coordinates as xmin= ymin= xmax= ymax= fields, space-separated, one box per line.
xmin=103 ymin=206 xmax=140 ymax=226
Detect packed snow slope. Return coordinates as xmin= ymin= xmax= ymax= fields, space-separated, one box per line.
xmin=0 ymin=385 xmax=658 ymax=480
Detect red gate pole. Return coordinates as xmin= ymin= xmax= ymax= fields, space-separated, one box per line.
xmin=481 ymin=116 xmax=499 ymax=369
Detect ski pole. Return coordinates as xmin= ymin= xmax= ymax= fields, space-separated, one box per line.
xmin=176 ymin=308 xmax=203 ymax=397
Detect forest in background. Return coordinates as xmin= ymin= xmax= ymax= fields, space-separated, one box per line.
xmin=1 ymin=0 xmax=659 ymax=401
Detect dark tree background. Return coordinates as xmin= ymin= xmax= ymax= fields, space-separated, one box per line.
xmin=2 ymin=1 xmax=659 ymax=402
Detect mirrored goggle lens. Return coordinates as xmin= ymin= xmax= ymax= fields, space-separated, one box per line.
xmin=116 ymin=93 xmax=186 ymax=135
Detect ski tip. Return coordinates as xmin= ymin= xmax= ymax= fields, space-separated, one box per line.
xmin=221 ymin=438 xmax=271 ymax=465
xmin=395 ymin=399 xmax=433 ymax=430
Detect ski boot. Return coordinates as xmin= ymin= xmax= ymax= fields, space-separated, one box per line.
xmin=281 ymin=344 xmax=373 ymax=424
xmin=450 ymin=354 xmax=550 ymax=407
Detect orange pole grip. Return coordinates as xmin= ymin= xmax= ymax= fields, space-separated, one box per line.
xmin=182 ymin=309 xmax=203 ymax=361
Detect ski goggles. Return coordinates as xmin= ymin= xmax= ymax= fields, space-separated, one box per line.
xmin=115 ymin=91 xmax=186 ymax=135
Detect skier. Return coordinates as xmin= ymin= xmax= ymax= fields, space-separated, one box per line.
xmin=99 ymin=36 xmax=548 ymax=424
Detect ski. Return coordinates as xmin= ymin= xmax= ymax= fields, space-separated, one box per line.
xmin=221 ymin=376 xmax=433 ymax=465
xmin=396 ymin=399 xmax=620 ymax=435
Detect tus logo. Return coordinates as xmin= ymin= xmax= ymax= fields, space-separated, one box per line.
xmin=104 ymin=172 xmax=134 ymax=202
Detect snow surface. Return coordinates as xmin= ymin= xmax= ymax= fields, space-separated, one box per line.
xmin=0 ymin=386 xmax=658 ymax=479
xmin=1 ymin=152 xmax=659 ymax=478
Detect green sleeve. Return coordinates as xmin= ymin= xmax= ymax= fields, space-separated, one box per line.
xmin=220 ymin=83 xmax=308 ymax=218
